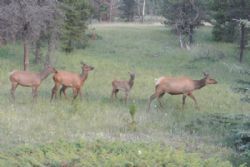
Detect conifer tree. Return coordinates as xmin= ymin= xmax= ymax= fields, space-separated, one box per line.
xmin=211 ymin=0 xmax=250 ymax=62
xmin=61 ymin=0 xmax=91 ymax=53
xmin=119 ymin=0 xmax=137 ymax=22
xmin=211 ymin=0 xmax=250 ymax=42
xmin=162 ymin=0 xmax=205 ymax=49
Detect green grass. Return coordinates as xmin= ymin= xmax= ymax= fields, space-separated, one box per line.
xmin=0 ymin=23 xmax=249 ymax=166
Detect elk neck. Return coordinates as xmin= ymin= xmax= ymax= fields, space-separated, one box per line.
xmin=128 ymin=77 xmax=134 ymax=88
xmin=80 ymin=70 xmax=89 ymax=81
xmin=193 ymin=78 xmax=206 ymax=90
xmin=38 ymin=68 xmax=52 ymax=81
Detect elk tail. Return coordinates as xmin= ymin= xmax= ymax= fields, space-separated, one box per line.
xmin=9 ymin=70 xmax=17 ymax=76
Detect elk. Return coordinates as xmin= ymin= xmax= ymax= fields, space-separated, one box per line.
xmin=147 ymin=73 xmax=217 ymax=112
xmin=50 ymin=62 xmax=94 ymax=101
xmin=9 ymin=64 xmax=57 ymax=101
xmin=111 ymin=72 xmax=135 ymax=103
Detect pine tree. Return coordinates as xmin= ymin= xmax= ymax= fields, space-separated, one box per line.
xmin=162 ymin=0 xmax=206 ymax=49
xmin=211 ymin=0 xmax=250 ymax=62
xmin=119 ymin=0 xmax=137 ymax=22
xmin=61 ymin=0 xmax=91 ymax=53
xmin=211 ymin=0 xmax=250 ymax=42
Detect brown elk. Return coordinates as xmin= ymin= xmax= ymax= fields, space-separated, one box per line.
xmin=9 ymin=64 xmax=57 ymax=101
xmin=147 ymin=73 xmax=217 ymax=112
xmin=111 ymin=72 xmax=135 ymax=103
xmin=50 ymin=62 xmax=94 ymax=101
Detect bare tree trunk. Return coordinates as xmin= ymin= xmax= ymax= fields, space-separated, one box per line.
xmin=142 ymin=0 xmax=146 ymax=23
xmin=98 ymin=3 xmax=102 ymax=22
xmin=0 ymin=36 xmax=2 ymax=47
xmin=46 ymin=34 xmax=53 ymax=65
xmin=109 ymin=0 xmax=113 ymax=22
xmin=137 ymin=0 xmax=141 ymax=19
xmin=189 ymin=24 xmax=194 ymax=44
xmin=35 ymin=39 xmax=41 ymax=64
xmin=23 ymin=39 xmax=29 ymax=71
xmin=152 ymin=0 xmax=156 ymax=15
xmin=239 ymin=23 xmax=245 ymax=63
xmin=179 ymin=33 xmax=184 ymax=49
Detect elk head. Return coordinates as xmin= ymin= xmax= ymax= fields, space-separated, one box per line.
xmin=81 ymin=61 xmax=94 ymax=72
xmin=203 ymin=72 xmax=217 ymax=84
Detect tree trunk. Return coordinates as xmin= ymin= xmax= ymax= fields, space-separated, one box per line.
xmin=46 ymin=34 xmax=53 ymax=65
xmin=137 ymin=0 xmax=141 ymax=19
xmin=141 ymin=0 xmax=146 ymax=23
xmin=98 ymin=3 xmax=102 ymax=22
xmin=189 ymin=24 xmax=194 ymax=44
xmin=179 ymin=32 xmax=184 ymax=49
xmin=239 ymin=23 xmax=245 ymax=63
xmin=35 ymin=39 xmax=41 ymax=64
xmin=152 ymin=0 xmax=156 ymax=15
xmin=109 ymin=0 xmax=113 ymax=22
xmin=23 ymin=39 xmax=29 ymax=71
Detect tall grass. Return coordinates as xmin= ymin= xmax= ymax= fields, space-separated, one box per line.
xmin=0 ymin=23 xmax=249 ymax=166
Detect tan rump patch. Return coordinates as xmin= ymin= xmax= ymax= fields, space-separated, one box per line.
xmin=9 ymin=70 xmax=17 ymax=76
xmin=155 ymin=77 xmax=165 ymax=86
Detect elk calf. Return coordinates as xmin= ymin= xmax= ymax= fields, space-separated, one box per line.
xmin=147 ymin=73 xmax=217 ymax=112
xmin=9 ymin=64 xmax=56 ymax=101
xmin=111 ymin=72 xmax=135 ymax=103
xmin=50 ymin=62 xmax=94 ymax=101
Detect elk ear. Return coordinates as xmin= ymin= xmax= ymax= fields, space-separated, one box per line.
xmin=44 ymin=63 xmax=49 ymax=68
xmin=203 ymin=72 xmax=209 ymax=77
xmin=80 ymin=61 xmax=85 ymax=66
xmin=53 ymin=68 xmax=58 ymax=73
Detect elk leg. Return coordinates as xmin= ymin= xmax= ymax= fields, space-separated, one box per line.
xmin=32 ymin=87 xmax=38 ymax=102
xmin=59 ymin=86 xmax=63 ymax=97
xmin=59 ymin=85 xmax=67 ymax=99
xmin=10 ymin=82 xmax=18 ymax=101
xmin=124 ymin=91 xmax=129 ymax=104
xmin=187 ymin=93 xmax=199 ymax=109
xmin=147 ymin=93 xmax=157 ymax=112
xmin=79 ymin=89 xmax=83 ymax=100
xmin=114 ymin=89 xmax=119 ymax=98
xmin=51 ymin=83 xmax=60 ymax=101
xmin=182 ymin=95 xmax=187 ymax=110
xmin=157 ymin=92 xmax=165 ymax=110
xmin=63 ymin=87 xmax=68 ymax=99
xmin=111 ymin=89 xmax=118 ymax=101
xmin=156 ymin=92 xmax=165 ymax=111
xmin=32 ymin=87 xmax=38 ymax=98
xmin=78 ymin=87 xmax=82 ymax=100
xmin=73 ymin=88 xmax=78 ymax=100
xmin=111 ymin=89 xmax=114 ymax=101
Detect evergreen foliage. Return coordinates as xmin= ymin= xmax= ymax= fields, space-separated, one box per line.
xmin=161 ymin=0 xmax=206 ymax=48
xmin=211 ymin=0 xmax=250 ymax=42
xmin=60 ymin=0 xmax=91 ymax=53
xmin=119 ymin=0 xmax=137 ymax=22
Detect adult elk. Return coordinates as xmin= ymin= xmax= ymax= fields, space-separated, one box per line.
xmin=50 ymin=62 xmax=94 ymax=101
xmin=111 ymin=72 xmax=135 ymax=103
xmin=147 ymin=73 xmax=217 ymax=112
xmin=9 ymin=64 xmax=57 ymax=101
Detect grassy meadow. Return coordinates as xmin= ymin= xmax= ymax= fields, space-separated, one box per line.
xmin=0 ymin=23 xmax=250 ymax=166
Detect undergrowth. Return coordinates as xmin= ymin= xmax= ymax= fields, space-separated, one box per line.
xmin=0 ymin=140 xmax=235 ymax=167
